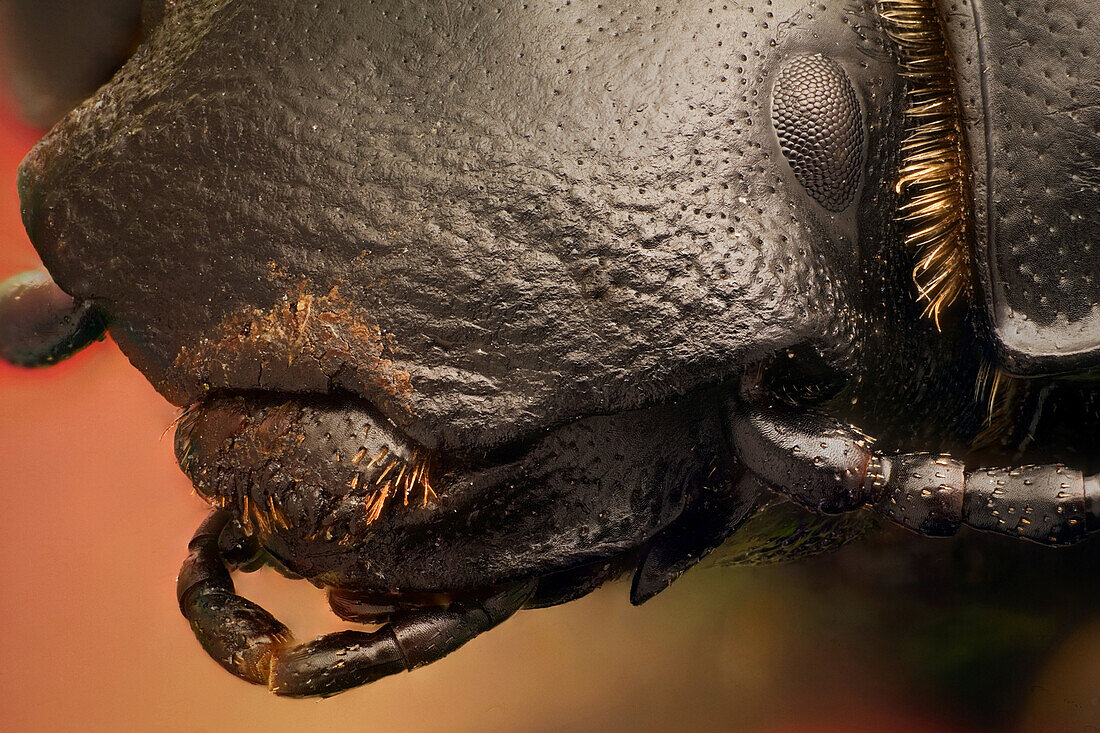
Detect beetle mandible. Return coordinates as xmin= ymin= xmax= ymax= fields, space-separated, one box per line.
xmin=0 ymin=0 xmax=1097 ymax=697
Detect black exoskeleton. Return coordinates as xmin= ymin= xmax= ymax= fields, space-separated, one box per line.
xmin=1 ymin=0 xmax=1097 ymax=696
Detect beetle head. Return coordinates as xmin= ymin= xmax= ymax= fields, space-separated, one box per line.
xmin=16 ymin=0 xmax=900 ymax=593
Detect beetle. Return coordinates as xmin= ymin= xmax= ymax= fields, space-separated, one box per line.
xmin=0 ymin=0 xmax=1097 ymax=698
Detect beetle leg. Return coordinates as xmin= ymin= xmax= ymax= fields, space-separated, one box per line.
xmin=176 ymin=511 xmax=294 ymax=686
xmin=178 ymin=510 xmax=534 ymax=697
xmin=729 ymin=392 xmax=1100 ymax=545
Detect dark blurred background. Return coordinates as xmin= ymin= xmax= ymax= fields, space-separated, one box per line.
xmin=0 ymin=3 xmax=1097 ymax=731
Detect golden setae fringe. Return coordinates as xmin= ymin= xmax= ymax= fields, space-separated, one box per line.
xmin=878 ymin=0 xmax=973 ymax=328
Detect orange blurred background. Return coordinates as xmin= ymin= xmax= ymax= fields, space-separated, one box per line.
xmin=0 ymin=26 xmax=1097 ymax=733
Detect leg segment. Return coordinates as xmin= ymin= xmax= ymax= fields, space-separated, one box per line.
xmin=729 ymin=395 xmax=1100 ymax=545
xmin=270 ymin=582 xmax=534 ymax=697
xmin=178 ymin=510 xmax=534 ymax=697
xmin=177 ymin=511 xmax=294 ymax=686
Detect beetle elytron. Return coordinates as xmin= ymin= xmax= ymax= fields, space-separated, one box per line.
xmin=1 ymin=0 xmax=1097 ymax=697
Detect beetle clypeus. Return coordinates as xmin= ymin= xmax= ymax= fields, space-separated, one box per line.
xmin=0 ymin=0 xmax=1097 ymax=697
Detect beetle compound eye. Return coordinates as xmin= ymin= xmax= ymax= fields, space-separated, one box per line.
xmin=771 ymin=55 xmax=864 ymax=212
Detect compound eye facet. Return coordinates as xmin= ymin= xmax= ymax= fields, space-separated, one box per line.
xmin=771 ymin=54 xmax=865 ymax=213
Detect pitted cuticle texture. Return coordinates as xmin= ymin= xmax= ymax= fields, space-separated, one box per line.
xmin=771 ymin=54 xmax=864 ymax=212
